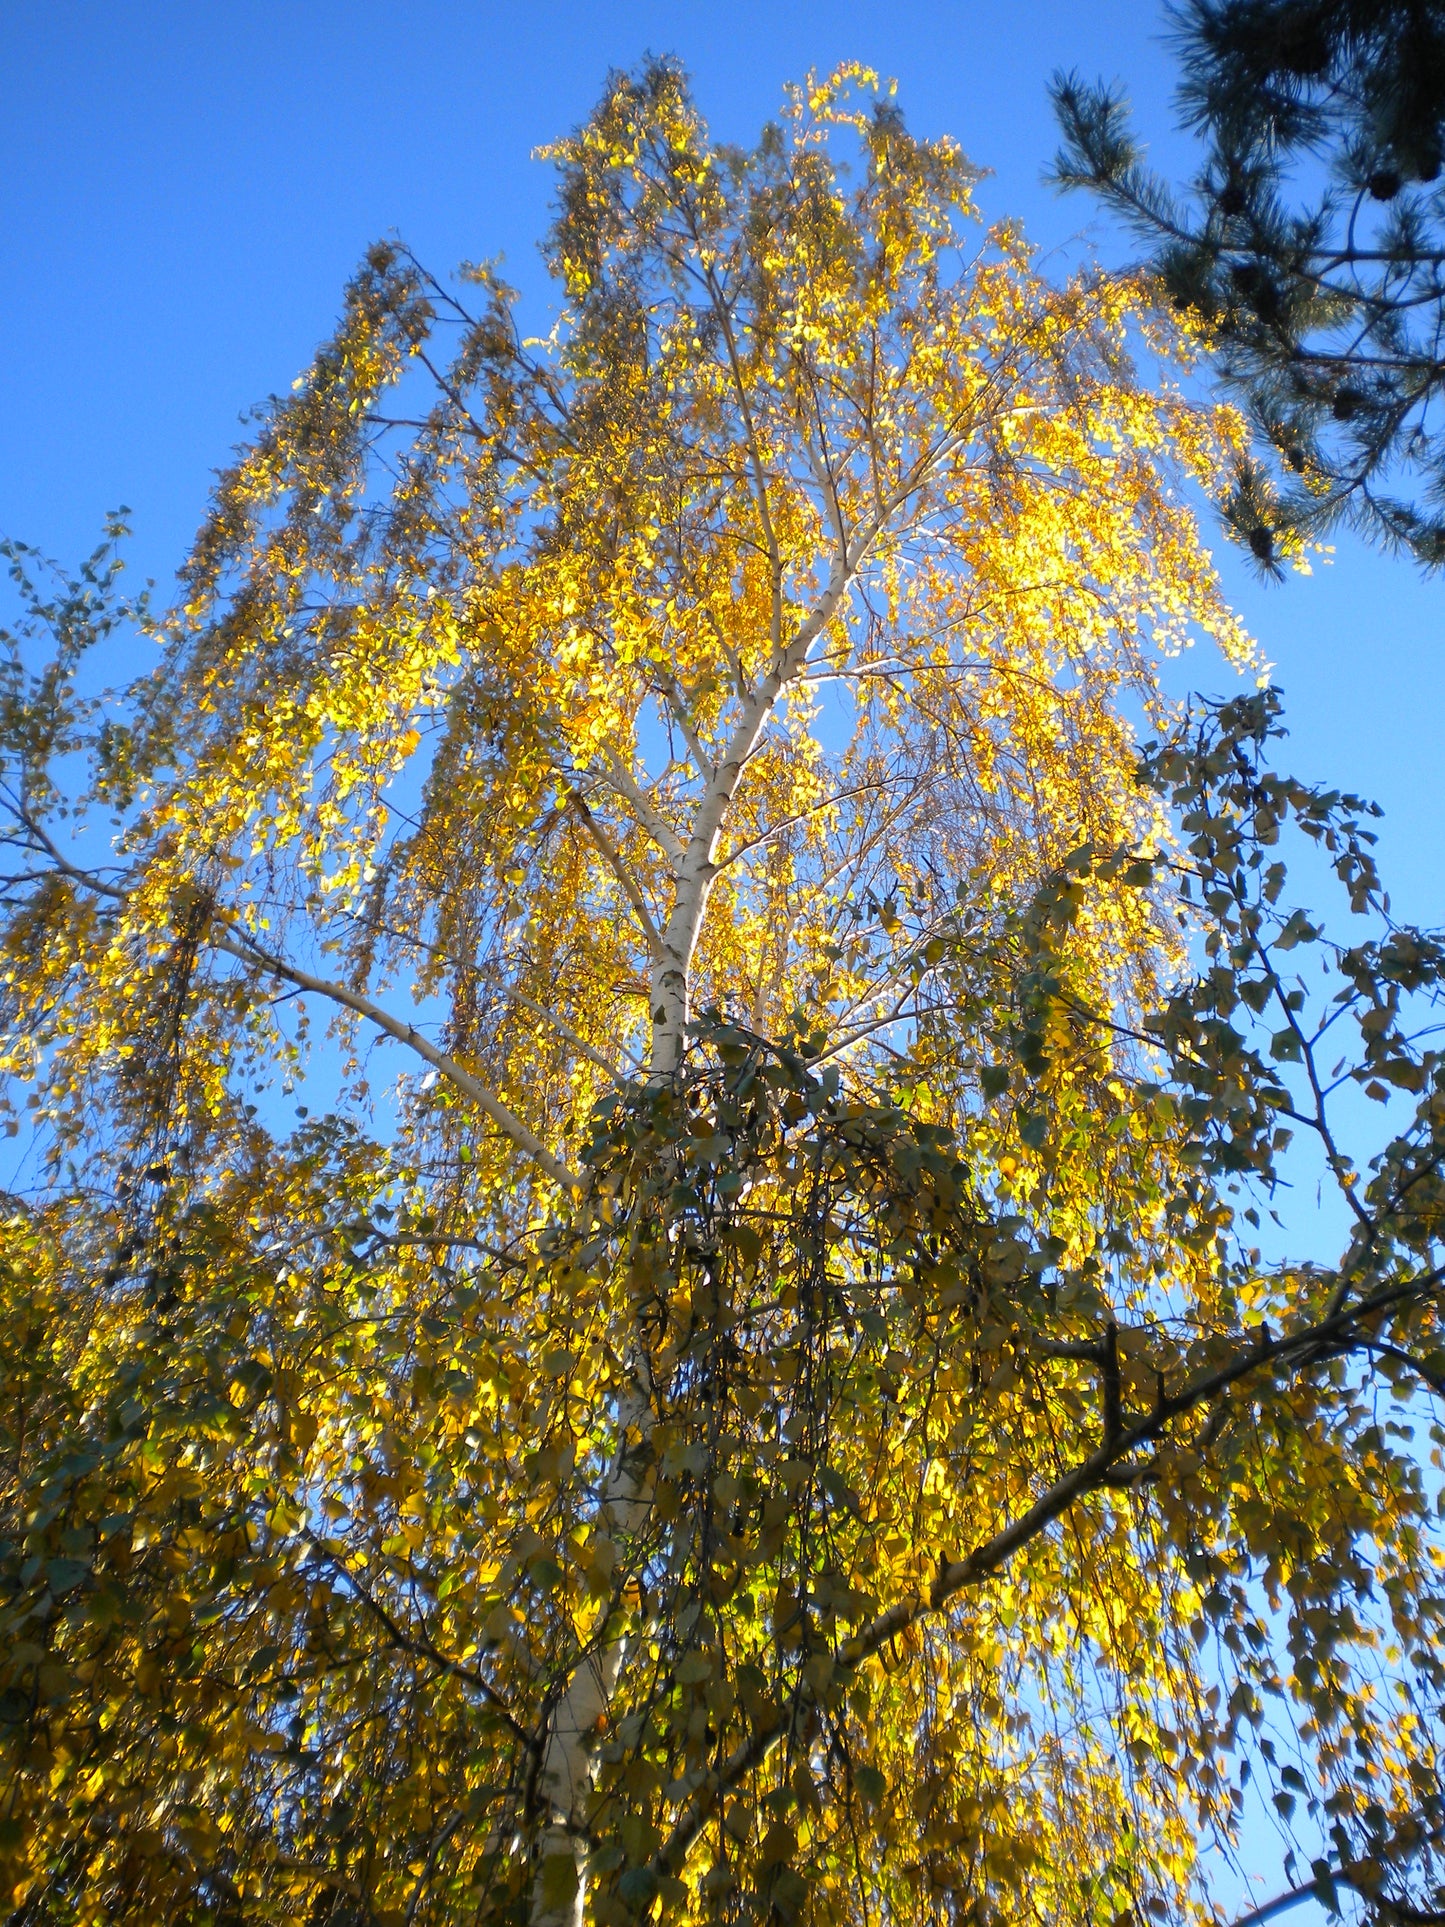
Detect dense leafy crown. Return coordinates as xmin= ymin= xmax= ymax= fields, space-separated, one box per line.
xmin=1 ymin=59 xmax=1444 ymax=1927
xmin=1053 ymin=0 xmax=1445 ymax=572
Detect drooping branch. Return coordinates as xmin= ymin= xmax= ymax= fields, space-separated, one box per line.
xmin=509 ymin=990 xmax=633 ymax=1085
xmin=210 ymin=924 xmax=581 ymax=1191
xmin=649 ymin=1265 xmax=1445 ymax=1882
xmin=301 ymin=1529 xmax=530 ymax=1744
xmin=5 ymin=817 xmax=583 ymax=1193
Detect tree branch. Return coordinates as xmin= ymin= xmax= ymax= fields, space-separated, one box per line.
xmin=568 ymin=790 xmax=664 ymax=958
xmin=211 ymin=924 xmax=581 ymax=1191
xmin=302 ymin=1529 xmax=531 ymax=1745
xmin=509 ymin=989 xmax=632 ymax=1085
xmin=650 ymin=1263 xmax=1445 ymax=1881
xmin=602 ymin=757 xmax=686 ymax=865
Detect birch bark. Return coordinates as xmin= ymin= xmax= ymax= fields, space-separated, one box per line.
xmin=527 ymin=544 xmax=862 ymax=1924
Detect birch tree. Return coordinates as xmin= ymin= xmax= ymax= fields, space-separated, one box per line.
xmin=5 ymin=59 xmax=1444 ymax=1927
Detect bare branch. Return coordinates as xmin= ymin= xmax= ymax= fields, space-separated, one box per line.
xmin=656 ymin=676 xmax=718 ymax=784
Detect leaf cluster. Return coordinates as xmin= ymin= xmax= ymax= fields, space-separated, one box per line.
xmin=3 ymin=696 xmax=1445 ymax=1924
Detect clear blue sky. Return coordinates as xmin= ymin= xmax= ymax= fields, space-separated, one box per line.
xmin=2 ymin=8 xmax=1433 ymax=1914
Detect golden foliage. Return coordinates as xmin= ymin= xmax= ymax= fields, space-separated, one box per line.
xmin=1 ymin=60 xmax=1442 ymax=1927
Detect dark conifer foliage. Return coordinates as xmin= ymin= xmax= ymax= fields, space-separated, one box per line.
xmin=1052 ymin=1 xmax=1445 ymax=573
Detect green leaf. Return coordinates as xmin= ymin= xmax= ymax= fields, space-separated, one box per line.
xmin=1017 ymin=1111 xmax=1048 ymax=1149
xmin=617 ymin=1867 xmax=658 ymax=1906
xmin=44 ymin=1557 xmax=89 ymax=1594
xmin=760 ymin=1821 xmax=797 ymax=1867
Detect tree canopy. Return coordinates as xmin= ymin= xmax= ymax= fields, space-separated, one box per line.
xmin=1052 ymin=0 xmax=1445 ymax=573
xmin=2 ymin=59 xmax=1444 ymax=1927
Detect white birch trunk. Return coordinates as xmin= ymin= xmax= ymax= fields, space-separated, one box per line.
xmin=528 ymin=549 xmax=859 ymax=1923
xmin=648 ymin=559 xmax=853 ymax=1073
xmin=529 ymin=1389 xmax=653 ymax=1927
